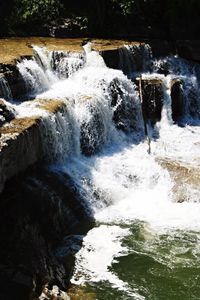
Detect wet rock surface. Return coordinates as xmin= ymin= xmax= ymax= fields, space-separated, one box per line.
xmin=157 ymin=158 xmax=200 ymax=203
xmin=0 ymin=63 xmax=26 ymax=99
xmin=0 ymin=99 xmax=67 ymax=193
xmin=140 ymin=80 xmax=163 ymax=125
xmin=0 ymin=116 xmax=42 ymax=193
xmin=0 ymin=166 xmax=94 ymax=300
xmin=0 ymin=99 xmax=15 ymax=125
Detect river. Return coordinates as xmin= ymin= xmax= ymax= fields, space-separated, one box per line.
xmin=3 ymin=41 xmax=200 ymax=299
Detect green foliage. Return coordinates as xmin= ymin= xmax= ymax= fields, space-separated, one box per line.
xmin=12 ymin=0 xmax=62 ymax=25
xmin=0 ymin=0 xmax=200 ymax=37
xmin=111 ymin=0 xmax=135 ymax=15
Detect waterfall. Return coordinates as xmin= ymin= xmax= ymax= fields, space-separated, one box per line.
xmin=38 ymin=45 xmax=145 ymax=155
xmin=118 ymin=43 xmax=152 ymax=77
xmin=152 ymin=55 xmax=200 ymax=122
xmin=4 ymin=42 xmax=200 ymax=299
xmin=15 ymin=44 xmax=144 ymax=161
xmin=51 ymin=51 xmax=84 ymax=79
xmin=17 ymin=58 xmax=53 ymax=96
xmin=160 ymin=76 xmax=173 ymax=126
xmin=17 ymin=46 xmax=85 ymax=97
xmin=0 ymin=74 xmax=12 ymax=100
xmin=17 ymin=46 xmax=57 ymax=97
xmin=41 ymin=103 xmax=80 ymax=162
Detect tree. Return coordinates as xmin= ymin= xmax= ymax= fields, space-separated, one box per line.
xmin=12 ymin=0 xmax=62 ymax=25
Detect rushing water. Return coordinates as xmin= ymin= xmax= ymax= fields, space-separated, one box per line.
xmin=11 ymin=43 xmax=200 ymax=299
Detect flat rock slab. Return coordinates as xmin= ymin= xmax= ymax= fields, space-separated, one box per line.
xmin=0 ymin=98 xmax=66 ymax=192
xmin=0 ymin=37 xmax=141 ymax=64
xmin=157 ymin=158 xmax=200 ymax=203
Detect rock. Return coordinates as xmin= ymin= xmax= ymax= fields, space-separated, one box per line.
xmin=0 ymin=167 xmax=94 ymax=300
xmin=68 ymin=285 xmax=96 ymax=300
xmin=0 ymin=116 xmax=42 ymax=193
xmin=0 ymin=63 xmax=27 ymax=99
xmin=0 ymin=99 xmax=67 ymax=193
xmin=157 ymin=158 xmax=200 ymax=203
xmin=0 ymin=99 xmax=15 ymax=126
xmin=102 ymin=43 xmax=151 ymax=75
xmin=171 ymin=80 xmax=184 ymax=122
xmin=135 ymin=78 xmax=163 ymax=125
xmin=80 ymin=101 xmax=106 ymax=155
xmin=176 ymin=40 xmax=200 ymax=62
xmin=101 ymin=49 xmax=119 ymax=70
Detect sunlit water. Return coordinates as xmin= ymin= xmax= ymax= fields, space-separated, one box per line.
xmin=13 ymin=44 xmax=200 ymax=299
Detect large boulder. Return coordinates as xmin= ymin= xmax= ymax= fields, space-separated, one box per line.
xmin=0 ymin=99 xmax=15 ymax=126
xmin=0 ymin=167 xmax=93 ymax=300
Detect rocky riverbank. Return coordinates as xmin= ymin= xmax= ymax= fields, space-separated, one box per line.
xmin=0 ymin=164 xmax=94 ymax=300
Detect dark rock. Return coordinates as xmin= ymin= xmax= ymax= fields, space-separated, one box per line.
xmin=176 ymin=40 xmax=200 ymax=62
xmin=101 ymin=49 xmax=119 ymax=70
xmin=171 ymin=80 xmax=184 ymax=122
xmin=138 ymin=79 xmax=163 ymax=125
xmin=102 ymin=43 xmax=152 ymax=75
xmin=108 ymin=78 xmax=143 ymax=133
xmin=80 ymin=102 xmax=105 ymax=155
xmin=108 ymin=78 xmax=127 ymax=130
xmin=148 ymin=40 xmax=175 ymax=58
xmin=0 ymin=166 xmax=94 ymax=300
xmin=0 ymin=99 xmax=15 ymax=126
xmin=0 ymin=117 xmax=42 ymax=193
xmin=0 ymin=63 xmax=27 ymax=99
xmin=0 ymin=99 xmax=67 ymax=193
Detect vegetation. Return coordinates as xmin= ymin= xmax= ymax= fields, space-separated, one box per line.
xmin=0 ymin=0 xmax=200 ymax=38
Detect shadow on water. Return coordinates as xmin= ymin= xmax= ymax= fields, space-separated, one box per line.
xmin=0 ymin=163 xmax=95 ymax=300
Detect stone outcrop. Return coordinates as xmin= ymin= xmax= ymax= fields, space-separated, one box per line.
xmin=171 ymin=80 xmax=183 ymax=121
xmin=137 ymin=78 xmax=163 ymax=125
xmin=101 ymin=43 xmax=149 ymax=75
xmin=0 ymin=116 xmax=42 ymax=193
xmin=0 ymin=99 xmax=15 ymax=125
xmin=157 ymin=158 xmax=200 ymax=203
xmin=0 ymin=99 xmax=66 ymax=193
xmin=0 ymin=63 xmax=26 ymax=99
xmin=135 ymin=76 xmax=183 ymax=126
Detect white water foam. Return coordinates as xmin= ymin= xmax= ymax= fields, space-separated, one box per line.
xmin=15 ymin=43 xmax=200 ymax=296
xmin=71 ymin=225 xmax=144 ymax=299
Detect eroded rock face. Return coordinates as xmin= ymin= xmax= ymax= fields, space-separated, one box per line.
xmin=101 ymin=43 xmax=151 ymax=75
xmin=0 ymin=64 xmax=26 ymax=99
xmin=0 ymin=116 xmax=42 ymax=193
xmin=157 ymin=158 xmax=200 ymax=203
xmin=142 ymin=81 xmax=163 ymax=124
xmin=171 ymin=80 xmax=184 ymax=122
xmin=0 ymin=167 xmax=94 ymax=300
xmin=0 ymin=99 xmax=67 ymax=193
xmin=0 ymin=99 xmax=15 ymax=126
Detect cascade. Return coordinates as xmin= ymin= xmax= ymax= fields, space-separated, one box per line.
xmin=17 ymin=43 xmax=144 ymax=157
xmin=118 ymin=43 xmax=152 ymax=77
xmin=152 ymin=55 xmax=200 ymax=122
xmin=0 ymin=74 xmax=12 ymax=100
xmin=3 ymin=42 xmax=200 ymax=299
